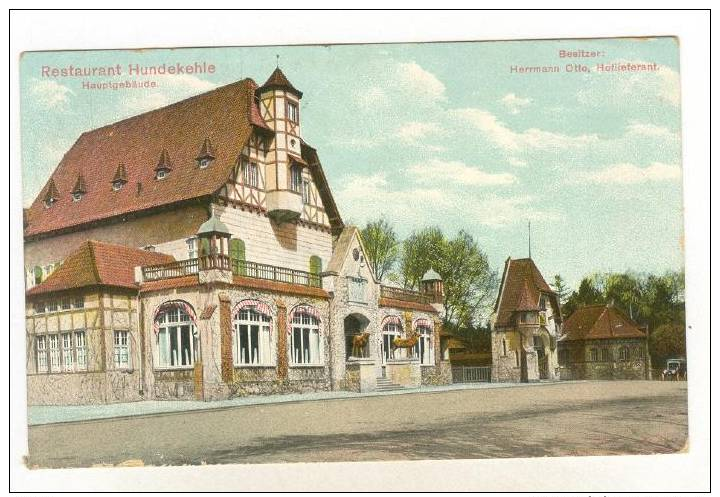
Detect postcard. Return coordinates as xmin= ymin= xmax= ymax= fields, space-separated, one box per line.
xmin=20 ymin=36 xmax=688 ymax=475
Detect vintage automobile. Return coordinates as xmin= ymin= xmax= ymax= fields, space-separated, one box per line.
xmin=662 ymin=358 xmax=687 ymax=381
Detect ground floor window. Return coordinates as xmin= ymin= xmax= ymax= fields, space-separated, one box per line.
xmin=234 ymin=308 xmax=272 ymax=365
xmin=49 ymin=335 xmax=61 ymax=372
xmin=590 ymin=348 xmax=599 ymax=362
xmin=36 ymin=336 xmax=47 ymax=373
xmin=618 ymin=346 xmax=630 ymax=361
xmin=62 ymin=332 xmax=74 ymax=371
xmin=156 ymin=305 xmax=196 ymax=368
xmin=382 ymin=320 xmax=402 ymax=363
xmin=601 ymin=348 xmax=612 ymax=362
xmin=413 ymin=326 xmax=433 ymax=364
xmin=559 ymin=348 xmax=570 ymax=365
xmin=113 ymin=330 xmax=130 ymax=368
xmin=290 ymin=311 xmax=321 ymax=365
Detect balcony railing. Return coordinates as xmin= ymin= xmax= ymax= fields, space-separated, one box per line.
xmin=380 ymin=285 xmax=431 ymax=304
xmin=141 ymin=256 xmax=322 ymax=288
xmin=142 ymin=257 xmax=199 ymax=281
xmin=232 ymin=259 xmax=321 ymax=288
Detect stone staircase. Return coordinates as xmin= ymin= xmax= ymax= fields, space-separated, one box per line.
xmin=376 ymin=376 xmax=405 ymax=392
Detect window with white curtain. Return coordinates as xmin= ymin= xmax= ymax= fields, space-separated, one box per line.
xmin=36 ymin=336 xmax=47 ymax=373
xmin=114 ymin=330 xmax=130 ymax=368
xmin=156 ymin=306 xmax=196 ymax=368
xmin=234 ymin=308 xmax=273 ymax=366
xmin=49 ymin=335 xmax=61 ymax=372
xmin=413 ymin=325 xmax=433 ymax=365
xmin=290 ymin=312 xmax=321 ymax=365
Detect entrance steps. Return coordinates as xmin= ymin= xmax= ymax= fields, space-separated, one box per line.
xmin=376 ymin=377 xmax=405 ymax=392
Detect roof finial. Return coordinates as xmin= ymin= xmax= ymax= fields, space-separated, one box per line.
xmin=276 ymin=54 xmax=280 ymax=69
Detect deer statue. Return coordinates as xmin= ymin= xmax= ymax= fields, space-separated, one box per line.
xmin=351 ymin=332 xmax=370 ymax=358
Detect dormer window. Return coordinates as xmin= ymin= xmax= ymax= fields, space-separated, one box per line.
xmin=111 ymin=164 xmax=128 ymax=191
xmin=196 ymin=138 xmax=215 ymax=169
xmin=72 ymin=192 xmax=83 ymax=202
xmin=112 ymin=180 xmax=125 ymax=191
xmin=43 ymin=178 xmax=60 ymax=208
xmin=156 ymin=169 xmax=167 ymax=180
xmin=155 ymin=149 xmax=173 ymax=180
xmin=287 ymin=101 xmax=298 ymax=123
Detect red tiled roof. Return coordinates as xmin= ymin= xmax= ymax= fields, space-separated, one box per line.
xmin=258 ymin=67 xmax=303 ymax=97
xmin=27 ymin=240 xmax=174 ymax=296
xmin=25 ymin=75 xmax=342 ymax=238
xmin=378 ymin=297 xmax=438 ymax=313
xmin=562 ymin=304 xmax=647 ymax=341
xmin=494 ymin=257 xmax=560 ymax=327
xmin=24 ymin=79 xmax=266 ymax=238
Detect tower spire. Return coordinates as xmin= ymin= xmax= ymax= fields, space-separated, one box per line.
xmin=528 ymin=220 xmax=531 ymax=259
xmin=276 ymin=54 xmax=280 ymax=69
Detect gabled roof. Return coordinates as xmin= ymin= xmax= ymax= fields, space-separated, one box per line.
xmin=326 ymin=226 xmax=378 ymax=283
xmin=494 ymin=257 xmax=560 ymax=327
xmin=561 ymin=304 xmax=647 ymax=341
xmin=25 ymin=75 xmax=341 ymax=239
xmin=258 ymin=67 xmax=303 ymax=97
xmin=26 ymin=240 xmax=174 ymax=296
xmin=24 ymin=78 xmax=268 ymax=238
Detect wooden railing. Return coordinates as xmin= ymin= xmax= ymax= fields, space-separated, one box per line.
xmin=380 ymin=285 xmax=431 ymax=304
xmin=142 ymin=256 xmax=321 ymax=288
xmin=142 ymin=258 xmax=199 ymax=281
xmin=232 ymin=259 xmax=322 ymax=288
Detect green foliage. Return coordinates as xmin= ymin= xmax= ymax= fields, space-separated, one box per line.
xmin=445 ymin=321 xmax=492 ymax=354
xmin=563 ymin=270 xmax=686 ymax=367
xmin=399 ymin=227 xmax=498 ymax=326
xmin=359 ymin=217 xmax=400 ymax=282
xmin=649 ymin=323 xmax=686 ymax=367
xmin=551 ymin=274 xmax=570 ymax=304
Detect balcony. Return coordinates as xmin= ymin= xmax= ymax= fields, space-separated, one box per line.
xmin=380 ymin=285 xmax=431 ymax=304
xmin=266 ymin=190 xmax=303 ymax=224
xmin=141 ymin=256 xmax=322 ymax=288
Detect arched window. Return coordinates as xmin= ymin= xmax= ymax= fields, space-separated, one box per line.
xmin=155 ymin=302 xmax=197 ymax=368
xmin=618 ymin=346 xmax=630 ymax=361
xmin=381 ymin=316 xmax=403 ymax=363
xmin=290 ymin=307 xmax=321 ymax=365
xmin=233 ymin=304 xmax=273 ymax=366
xmin=413 ymin=322 xmax=433 ymax=365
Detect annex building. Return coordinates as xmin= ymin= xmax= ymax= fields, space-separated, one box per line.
xmin=557 ymin=304 xmax=650 ymax=380
xmin=24 ymin=68 xmax=451 ymax=405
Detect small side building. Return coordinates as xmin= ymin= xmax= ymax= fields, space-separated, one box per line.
xmin=557 ymin=304 xmax=650 ymax=380
xmin=25 ymin=241 xmax=174 ymax=405
xmin=490 ymin=257 xmax=562 ymax=382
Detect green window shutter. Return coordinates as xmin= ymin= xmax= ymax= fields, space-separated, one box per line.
xmin=230 ymin=239 xmax=245 ymax=261
xmin=231 ymin=238 xmax=246 ymax=276
xmin=309 ymin=256 xmax=322 ymax=286
xmin=34 ymin=266 xmax=43 ymax=285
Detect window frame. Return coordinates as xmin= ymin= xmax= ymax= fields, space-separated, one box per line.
xmin=74 ymin=330 xmax=87 ymax=371
xmin=113 ymin=330 xmax=131 ymax=369
xmin=48 ymin=334 xmax=61 ymax=373
xmin=242 ymin=161 xmax=259 ymax=188
xmin=381 ymin=321 xmax=403 ymax=363
xmin=287 ymin=101 xmax=299 ymax=124
xmin=413 ymin=325 xmax=433 ymax=365
xmin=290 ymin=164 xmax=303 ymax=193
xmin=155 ymin=306 xmax=197 ymax=370
xmin=233 ymin=308 xmax=273 ymax=366
xmin=36 ymin=336 xmax=48 ymax=373
xmin=289 ymin=312 xmax=322 ymax=366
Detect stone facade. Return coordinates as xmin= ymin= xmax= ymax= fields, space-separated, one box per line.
xmin=557 ymin=337 xmax=649 ymax=380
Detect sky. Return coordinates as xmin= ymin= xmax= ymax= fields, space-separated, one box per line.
xmin=20 ymin=37 xmax=684 ymax=289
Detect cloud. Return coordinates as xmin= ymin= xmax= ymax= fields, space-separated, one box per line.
xmin=30 ymin=79 xmax=73 ymax=109
xmin=334 ymin=171 xmax=557 ymax=230
xmin=501 ymin=93 xmax=532 ymax=114
xmin=122 ymin=74 xmax=218 ymax=114
xmin=356 ymin=85 xmax=389 ymax=109
xmin=395 ymin=62 xmax=446 ymax=103
xmin=507 ymin=157 xmax=527 ymax=167
xmin=451 ymin=108 xmax=600 ymax=152
xmin=406 ymin=159 xmax=516 ymax=186
xmin=396 ymin=121 xmax=443 ymax=142
xmin=573 ymin=162 xmax=682 ymax=184
xmin=625 ymin=122 xmax=679 ymax=140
